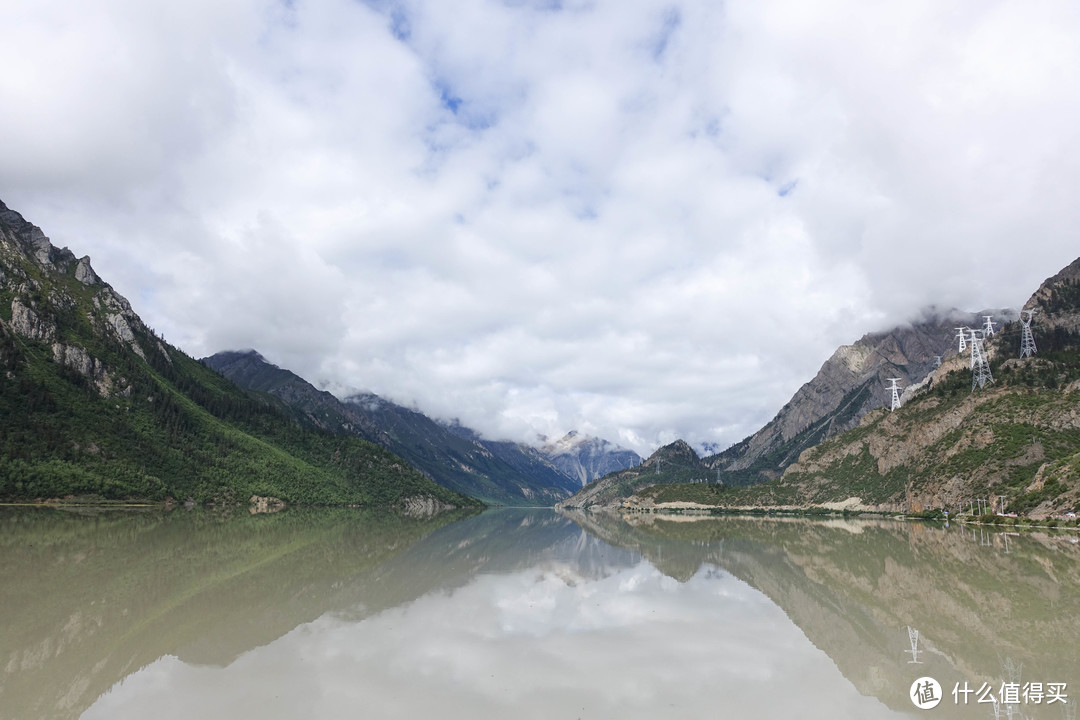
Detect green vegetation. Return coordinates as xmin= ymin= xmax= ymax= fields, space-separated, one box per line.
xmin=0 ymin=324 xmax=477 ymax=507
xmin=0 ymin=223 xmax=480 ymax=509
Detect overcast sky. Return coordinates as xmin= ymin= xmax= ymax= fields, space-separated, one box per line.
xmin=3 ymin=0 xmax=1079 ymax=455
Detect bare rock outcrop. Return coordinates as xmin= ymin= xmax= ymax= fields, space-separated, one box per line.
xmin=74 ymin=256 xmax=99 ymax=285
xmin=10 ymin=299 xmax=56 ymax=343
xmin=51 ymin=343 xmax=119 ymax=396
xmin=400 ymin=495 xmax=454 ymax=516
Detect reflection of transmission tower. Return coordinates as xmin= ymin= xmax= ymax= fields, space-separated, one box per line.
xmin=1019 ymin=309 xmax=1037 ymax=358
xmin=906 ymin=626 xmax=923 ymax=663
xmin=983 ymin=314 xmax=996 ymax=336
xmin=971 ymin=329 xmax=994 ymax=391
xmin=887 ymin=378 xmax=902 ymax=411
xmin=955 ymin=327 xmax=968 ymax=353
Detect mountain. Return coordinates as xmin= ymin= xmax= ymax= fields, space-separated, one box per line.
xmin=0 ymin=198 xmax=475 ymax=510
xmin=202 ymin=350 xmax=579 ymax=505
xmin=631 ymin=256 xmax=1080 ymax=517
xmin=556 ymin=439 xmax=705 ymax=508
xmin=704 ymin=307 xmax=1016 ymax=485
xmin=538 ymin=430 xmax=642 ymax=486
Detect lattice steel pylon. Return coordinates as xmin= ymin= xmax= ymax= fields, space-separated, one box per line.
xmin=906 ymin=626 xmax=923 ymax=664
xmin=887 ymin=378 xmax=902 ymax=411
xmin=983 ymin=314 xmax=996 ymax=336
xmin=955 ymin=327 xmax=968 ymax=353
xmin=1019 ymin=309 xmax=1037 ymax=358
xmin=970 ymin=329 xmax=994 ymax=391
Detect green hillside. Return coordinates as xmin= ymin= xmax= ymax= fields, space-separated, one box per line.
xmin=0 ymin=199 xmax=479 ymax=509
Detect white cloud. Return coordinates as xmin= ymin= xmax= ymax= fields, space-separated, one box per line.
xmin=3 ymin=0 xmax=1079 ymax=454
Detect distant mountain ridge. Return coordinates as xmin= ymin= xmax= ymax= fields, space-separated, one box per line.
xmin=203 ymin=350 xmax=580 ymax=505
xmin=538 ymin=431 xmax=642 ymax=486
xmin=557 ymin=440 xmax=705 ymax=509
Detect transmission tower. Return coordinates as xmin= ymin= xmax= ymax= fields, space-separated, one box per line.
xmin=1019 ymin=309 xmax=1037 ymax=358
xmin=970 ymin=329 xmax=993 ymax=391
xmin=906 ymin=626 xmax=923 ymax=664
xmin=932 ymin=355 xmax=942 ymax=368
xmin=955 ymin=327 xmax=968 ymax=353
xmin=887 ymin=378 xmax=902 ymax=411
xmin=983 ymin=315 xmax=996 ymax=336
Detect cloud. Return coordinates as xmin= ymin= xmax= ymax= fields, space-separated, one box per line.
xmin=3 ymin=0 xmax=1079 ymax=453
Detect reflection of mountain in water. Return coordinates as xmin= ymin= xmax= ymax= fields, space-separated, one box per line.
xmin=564 ymin=510 xmax=1080 ymax=715
xmin=0 ymin=507 xmax=471 ymax=720
xmin=0 ymin=507 xmax=632 ymax=720
xmin=3 ymin=506 xmax=1077 ymax=719
xmin=336 ymin=509 xmax=640 ymax=620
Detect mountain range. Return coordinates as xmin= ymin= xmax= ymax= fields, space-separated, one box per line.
xmin=563 ymin=255 xmax=1080 ymax=516
xmin=705 ymin=307 xmax=1017 ymax=485
xmin=539 ymin=430 xmax=643 ymax=486
xmin=202 ymin=350 xmax=585 ymax=505
xmin=5 ymin=193 xmax=1077 ymax=516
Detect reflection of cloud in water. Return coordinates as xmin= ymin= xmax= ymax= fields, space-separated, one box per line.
xmin=84 ymin=561 xmax=900 ymax=720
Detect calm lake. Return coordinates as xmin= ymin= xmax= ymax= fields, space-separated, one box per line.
xmin=1 ymin=506 xmax=1077 ymax=719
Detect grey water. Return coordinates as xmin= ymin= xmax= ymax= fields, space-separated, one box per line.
xmin=0 ymin=506 xmax=1076 ymax=719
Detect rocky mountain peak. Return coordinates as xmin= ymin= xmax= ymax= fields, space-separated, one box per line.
xmin=648 ymin=440 xmax=698 ymax=463
xmin=538 ymin=430 xmax=643 ymax=485
xmin=1023 ymin=256 xmax=1080 ymax=335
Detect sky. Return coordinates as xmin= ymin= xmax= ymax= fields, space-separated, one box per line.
xmin=2 ymin=0 xmax=1080 ymax=455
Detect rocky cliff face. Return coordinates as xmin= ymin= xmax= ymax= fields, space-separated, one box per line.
xmin=706 ymin=308 xmax=1016 ymax=485
xmin=538 ymin=431 xmax=642 ymax=486
xmin=0 ymin=199 xmax=164 ymax=393
xmin=1024 ymin=255 xmax=1080 ymax=335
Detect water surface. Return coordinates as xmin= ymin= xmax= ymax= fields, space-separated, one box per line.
xmin=1 ymin=507 xmax=1076 ymax=719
